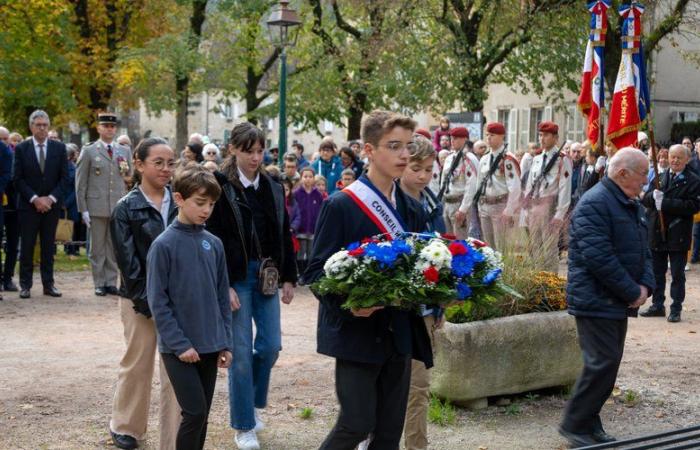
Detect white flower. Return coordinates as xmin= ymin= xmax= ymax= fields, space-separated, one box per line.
xmin=481 ymin=247 xmax=503 ymax=269
xmin=323 ymin=250 xmax=359 ymax=279
xmin=416 ymin=239 xmax=452 ymax=272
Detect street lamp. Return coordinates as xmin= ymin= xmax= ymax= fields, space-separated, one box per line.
xmin=266 ymin=0 xmax=302 ymax=165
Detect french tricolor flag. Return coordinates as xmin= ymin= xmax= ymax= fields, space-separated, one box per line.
xmin=578 ymin=1 xmax=609 ymax=151
xmin=607 ymin=3 xmax=644 ymax=150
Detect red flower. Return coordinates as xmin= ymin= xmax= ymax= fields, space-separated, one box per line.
xmin=442 ymin=233 xmax=457 ymax=240
xmin=448 ymin=242 xmax=468 ymax=256
xmin=348 ymin=247 xmax=365 ymax=257
xmin=471 ymin=239 xmax=487 ymax=248
xmin=423 ymin=266 xmax=439 ymax=284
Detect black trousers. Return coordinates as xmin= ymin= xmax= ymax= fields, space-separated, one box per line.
xmin=161 ymin=352 xmax=219 ymax=450
xmin=319 ymin=352 xmax=412 ymax=450
xmin=651 ymin=250 xmax=687 ymax=312
xmin=1 ymin=209 xmax=19 ymax=285
xmin=18 ymin=207 xmax=60 ymax=290
xmin=561 ymin=316 xmax=628 ymax=434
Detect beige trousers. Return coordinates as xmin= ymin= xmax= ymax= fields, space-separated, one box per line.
xmin=526 ymin=198 xmax=560 ymax=274
xmin=110 ymin=298 xmax=181 ymax=449
xmin=478 ymin=201 xmax=507 ymax=251
xmin=88 ymin=217 xmax=119 ymax=288
xmin=404 ymin=315 xmax=436 ymax=450
xmin=442 ymin=202 xmax=470 ymax=239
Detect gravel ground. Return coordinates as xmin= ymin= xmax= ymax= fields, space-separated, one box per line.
xmin=1 ymin=267 xmax=700 ymax=449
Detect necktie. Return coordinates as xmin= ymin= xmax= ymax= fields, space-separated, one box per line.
xmin=107 ymin=144 xmax=113 ymax=159
xmin=38 ymin=143 xmax=45 ymax=173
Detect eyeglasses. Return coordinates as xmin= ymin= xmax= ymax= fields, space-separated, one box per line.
xmin=147 ymin=160 xmax=177 ymax=170
xmin=381 ymin=141 xmax=416 ymax=152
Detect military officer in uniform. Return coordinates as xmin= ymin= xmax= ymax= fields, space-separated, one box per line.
xmin=440 ymin=127 xmax=479 ymax=238
xmin=521 ymin=121 xmax=572 ymax=273
xmin=76 ymin=113 xmax=133 ymax=296
xmin=476 ymin=122 xmax=521 ymax=251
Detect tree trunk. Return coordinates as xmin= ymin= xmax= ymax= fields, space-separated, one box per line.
xmin=346 ymin=106 xmax=363 ymax=141
xmin=175 ymin=76 xmax=189 ymax=154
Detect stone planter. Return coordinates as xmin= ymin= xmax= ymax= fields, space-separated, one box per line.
xmin=431 ymin=311 xmax=582 ymax=409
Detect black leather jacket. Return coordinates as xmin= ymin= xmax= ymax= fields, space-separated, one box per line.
xmin=110 ymin=186 xmax=177 ymax=317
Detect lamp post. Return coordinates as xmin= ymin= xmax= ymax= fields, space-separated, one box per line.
xmin=266 ymin=0 xmax=301 ymax=165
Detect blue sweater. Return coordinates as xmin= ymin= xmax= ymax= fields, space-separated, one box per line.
xmin=147 ymin=219 xmax=232 ymax=355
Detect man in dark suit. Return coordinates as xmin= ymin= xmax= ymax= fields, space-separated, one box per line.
xmin=0 ymin=137 xmax=13 ymax=300
xmin=641 ymin=144 xmax=700 ymax=322
xmin=13 ymin=110 xmax=69 ymax=298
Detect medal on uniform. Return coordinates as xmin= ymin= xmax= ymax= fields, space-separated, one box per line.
xmin=95 ymin=167 xmax=101 ymax=176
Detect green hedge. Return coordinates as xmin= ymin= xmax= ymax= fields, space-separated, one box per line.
xmin=670 ymin=121 xmax=700 ymax=144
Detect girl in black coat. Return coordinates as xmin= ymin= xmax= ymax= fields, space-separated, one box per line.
xmin=206 ymin=122 xmax=297 ymax=450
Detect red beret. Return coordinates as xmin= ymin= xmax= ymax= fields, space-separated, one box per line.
xmin=415 ymin=128 xmax=431 ymax=140
xmin=449 ymin=127 xmax=469 ymax=138
xmin=486 ymin=122 xmax=506 ymax=135
xmin=538 ymin=121 xmax=559 ymax=134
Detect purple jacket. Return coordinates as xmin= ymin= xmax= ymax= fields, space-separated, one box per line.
xmin=293 ymin=187 xmax=324 ymax=234
xmin=432 ymin=127 xmax=451 ymax=152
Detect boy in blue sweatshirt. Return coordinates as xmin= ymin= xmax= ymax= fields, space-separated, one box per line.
xmin=147 ymin=165 xmax=233 ymax=450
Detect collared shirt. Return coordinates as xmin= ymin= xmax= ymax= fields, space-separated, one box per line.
xmin=140 ymin=186 xmax=171 ymax=228
xmin=98 ymin=139 xmax=115 ymax=155
xmin=523 ymin=145 xmax=573 ymax=221
xmin=476 ymin=145 xmax=521 ymax=216
xmin=32 ymin=137 xmax=48 ymax=165
xmin=238 ymin=168 xmax=260 ymax=190
xmin=30 ymin=137 xmax=57 ymax=205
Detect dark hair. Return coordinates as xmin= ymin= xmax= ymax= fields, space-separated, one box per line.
xmin=133 ymin=137 xmax=170 ymax=184
xmin=319 ymin=141 xmax=336 ymax=152
xmin=172 ymin=164 xmax=222 ymax=201
xmin=284 ymin=153 xmax=298 ymax=164
xmin=228 ymin=122 xmax=265 ymax=153
xmin=222 ymin=123 xmax=266 ymax=184
xmin=281 ymin=178 xmax=295 ymax=202
xmin=185 ymin=141 xmax=204 ymax=163
xmin=269 ymin=147 xmax=279 ymax=154
xmin=339 ymin=147 xmax=358 ymax=165
xmin=292 ymin=142 xmax=304 ymax=152
xmin=135 ymin=137 xmax=169 ymax=162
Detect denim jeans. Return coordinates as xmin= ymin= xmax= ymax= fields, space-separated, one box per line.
xmin=229 ymin=260 xmax=281 ymax=431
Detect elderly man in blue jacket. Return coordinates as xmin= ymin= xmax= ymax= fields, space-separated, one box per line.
xmin=559 ymin=147 xmax=655 ymax=448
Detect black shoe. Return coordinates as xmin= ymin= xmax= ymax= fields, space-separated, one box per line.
xmin=110 ymin=431 xmax=138 ymax=449
xmin=558 ymin=426 xmax=598 ymax=448
xmin=4 ymin=281 xmax=18 ymax=292
xmin=43 ymin=286 xmax=62 ymax=297
xmin=640 ymin=306 xmax=665 ymax=317
xmin=668 ymin=311 xmax=681 ymax=323
xmin=592 ymin=429 xmax=617 ymax=443
xmin=104 ymin=286 xmax=120 ymax=296
xmin=19 ymin=289 xmax=31 ymax=299
xmin=95 ymin=287 xmax=106 ymax=296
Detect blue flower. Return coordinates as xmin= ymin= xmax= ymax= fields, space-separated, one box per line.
xmin=365 ymin=243 xmax=398 ymax=268
xmin=391 ymin=239 xmax=412 ymax=256
xmin=347 ymin=241 xmax=362 ymax=251
xmin=457 ymin=282 xmax=472 ymax=300
xmin=482 ymin=268 xmax=502 ymax=285
xmin=451 ymin=254 xmax=475 ymax=277
xmin=471 ymin=249 xmax=486 ymax=264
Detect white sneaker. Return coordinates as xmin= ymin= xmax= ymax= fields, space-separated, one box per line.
xmin=254 ymin=408 xmax=265 ymax=432
xmin=685 ymin=264 xmax=690 ymax=272
xmin=357 ymin=436 xmax=371 ymax=450
xmin=235 ymin=430 xmax=260 ymax=450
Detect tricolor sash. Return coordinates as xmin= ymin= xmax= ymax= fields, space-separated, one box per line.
xmin=342 ymin=177 xmax=407 ymax=237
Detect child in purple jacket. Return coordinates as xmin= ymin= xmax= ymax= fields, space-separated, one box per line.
xmin=293 ymin=167 xmax=324 ymax=279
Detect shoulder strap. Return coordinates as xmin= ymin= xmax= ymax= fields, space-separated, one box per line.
xmin=474 ymin=146 xmax=507 ymax=204
xmin=437 ymin=150 xmax=464 ymax=201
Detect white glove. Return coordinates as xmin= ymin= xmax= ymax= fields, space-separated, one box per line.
xmin=82 ymin=211 xmax=91 ymax=227
xmin=653 ymin=189 xmax=664 ymax=211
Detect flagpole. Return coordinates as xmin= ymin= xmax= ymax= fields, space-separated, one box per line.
xmin=647 ymin=112 xmax=667 ymax=238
